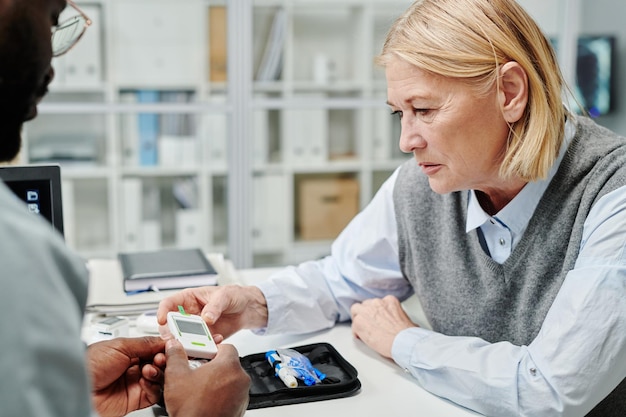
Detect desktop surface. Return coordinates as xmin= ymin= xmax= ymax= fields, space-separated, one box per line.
xmin=86 ymin=260 xmax=478 ymax=417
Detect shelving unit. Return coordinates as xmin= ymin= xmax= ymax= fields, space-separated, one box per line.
xmin=23 ymin=0 xmax=228 ymax=259
xmin=248 ymin=0 xmax=412 ymax=266
xmin=18 ymin=0 xmax=579 ymax=268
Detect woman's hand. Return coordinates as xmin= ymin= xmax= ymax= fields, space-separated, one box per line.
xmin=350 ymin=295 xmax=417 ymax=358
xmin=157 ymin=284 xmax=269 ymax=340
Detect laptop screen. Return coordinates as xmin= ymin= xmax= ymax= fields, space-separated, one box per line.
xmin=0 ymin=165 xmax=64 ymax=237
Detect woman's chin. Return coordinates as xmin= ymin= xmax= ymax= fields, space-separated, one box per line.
xmin=427 ymin=178 xmax=456 ymax=195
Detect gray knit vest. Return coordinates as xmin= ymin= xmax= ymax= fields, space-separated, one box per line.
xmin=394 ymin=115 xmax=625 ymax=416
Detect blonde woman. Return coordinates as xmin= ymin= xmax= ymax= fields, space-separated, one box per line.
xmin=160 ymin=1 xmax=626 ymax=415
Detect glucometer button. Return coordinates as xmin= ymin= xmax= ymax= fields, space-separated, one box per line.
xmin=192 ymin=342 xmax=206 ymax=347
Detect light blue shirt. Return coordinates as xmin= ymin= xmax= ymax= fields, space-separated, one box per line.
xmin=257 ymin=122 xmax=626 ymax=416
xmin=466 ymin=120 xmax=575 ymax=263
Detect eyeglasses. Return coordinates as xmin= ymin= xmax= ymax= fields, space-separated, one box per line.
xmin=51 ymin=0 xmax=92 ymax=57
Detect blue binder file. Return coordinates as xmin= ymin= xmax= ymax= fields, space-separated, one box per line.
xmin=137 ymin=90 xmax=160 ymax=166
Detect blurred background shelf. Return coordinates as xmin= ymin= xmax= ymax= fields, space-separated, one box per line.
xmin=13 ymin=0 xmax=625 ymax=268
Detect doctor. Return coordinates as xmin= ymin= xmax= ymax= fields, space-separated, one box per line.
xmin=0 ymin=1 xmax=250 ymax=416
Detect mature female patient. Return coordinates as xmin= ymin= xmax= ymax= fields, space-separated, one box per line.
xmin=159 ymin=0 xmax=626 ymax=415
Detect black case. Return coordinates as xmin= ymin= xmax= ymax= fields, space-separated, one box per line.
xmin=241 ymin=342 xmax=361 ymax=409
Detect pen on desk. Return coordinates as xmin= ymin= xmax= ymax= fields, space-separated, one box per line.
xmin=126 ymin=285 xmax=160 ymax=296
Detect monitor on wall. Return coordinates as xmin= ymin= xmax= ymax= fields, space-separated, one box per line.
xmin=575 ymin=35 xmax=615 ymax=117
xmin=0 ymin=164 xmax=65 ymax=237
xmin=551 ymin=35 xmax=616 ymax=117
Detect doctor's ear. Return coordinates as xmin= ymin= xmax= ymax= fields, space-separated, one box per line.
xmin=498 ymin=61 xmax=528 ymax=124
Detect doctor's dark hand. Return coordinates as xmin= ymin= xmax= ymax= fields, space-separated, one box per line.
xmin=87 ymin=336 xmax=166 ymax=417
xmin=163 ymin=339 xmax=250 ymax=417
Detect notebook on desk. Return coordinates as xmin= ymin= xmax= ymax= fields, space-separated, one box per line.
xmin=86 ymin=253 xmax=235 ymax=316
xmin=0 ymin=164 xmax=65 ymax=237
xmin=118 ymin=248 xmax=218 ymax=293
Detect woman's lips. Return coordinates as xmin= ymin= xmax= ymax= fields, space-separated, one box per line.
xmin=419 ymin=163 xmax=442 ymax=175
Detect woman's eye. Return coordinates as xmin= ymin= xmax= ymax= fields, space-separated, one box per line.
xmin=414 ymin=108 xmax=430 ymax=115
xmin=391 ymin=110 xmax=402 ymax=120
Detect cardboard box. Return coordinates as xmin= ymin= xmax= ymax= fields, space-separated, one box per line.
xmin=208 ymin=6 xmax=228 ymax=82
xmin=298 ymin=177 xmax=359 ymax=240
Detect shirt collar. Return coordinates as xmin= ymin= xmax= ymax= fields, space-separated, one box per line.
xmin=466 ymin=118 xmax=576 ymax=233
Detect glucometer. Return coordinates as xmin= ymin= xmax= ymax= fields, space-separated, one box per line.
xmin=167 ymin=306 xmax=218 ymax=359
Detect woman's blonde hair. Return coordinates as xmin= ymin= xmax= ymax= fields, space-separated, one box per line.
xmin=377 ymin=0 xmax=568 ymax=181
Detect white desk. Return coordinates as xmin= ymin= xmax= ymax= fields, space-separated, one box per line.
xmin=86 ymin=260 xmax=478 ymax=417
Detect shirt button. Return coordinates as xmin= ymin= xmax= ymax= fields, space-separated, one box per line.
xmin=530 ymin=368 xmax=537 ymax=376
xmin=499 ymin=238 xmax=506 ymax=246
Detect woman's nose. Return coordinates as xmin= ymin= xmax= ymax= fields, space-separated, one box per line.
xmin=398 ymin=118 xmax=426 ymax=153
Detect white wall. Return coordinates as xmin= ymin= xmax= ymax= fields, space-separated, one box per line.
xmin=517 ymin=0 xmax=562 ymax=36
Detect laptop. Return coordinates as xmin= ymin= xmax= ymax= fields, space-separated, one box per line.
xmin=0 ymin=164 xmax=65 ymax=237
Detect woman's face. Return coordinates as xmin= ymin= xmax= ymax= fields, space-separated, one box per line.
xmin=386 ymin=56 xmax=512 ymax=196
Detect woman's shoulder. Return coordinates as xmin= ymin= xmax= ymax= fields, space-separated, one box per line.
xmin=573 ymin=114 xmax=626 ymax=144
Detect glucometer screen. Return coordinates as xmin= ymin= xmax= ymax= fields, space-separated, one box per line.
xmin=176 ymin=319 xmax=208 ymax=337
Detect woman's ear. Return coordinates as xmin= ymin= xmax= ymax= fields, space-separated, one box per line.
xmin=499 ymin=61 xmax=528 ymax=123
